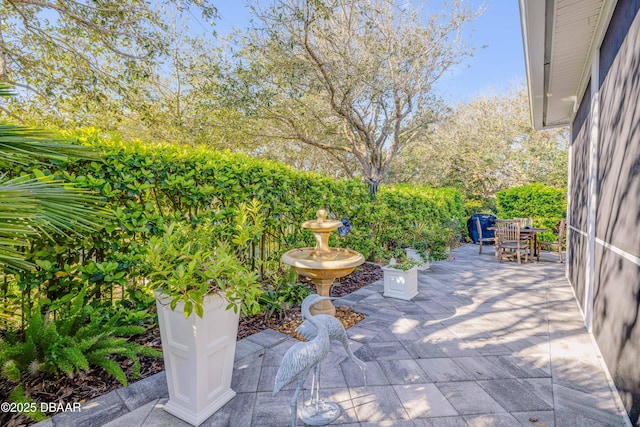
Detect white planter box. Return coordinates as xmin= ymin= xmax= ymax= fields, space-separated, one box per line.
xmin=382 ymin=266 xmax=419 ymax=300
xmin=156 ymin=292 xmax=240 ymax=426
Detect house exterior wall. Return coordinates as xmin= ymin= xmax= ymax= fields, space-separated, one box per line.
xmin=595 ymin=0 xmax=640 ymax=420
xmin=568 ymin=0 xmax=640 ymax=422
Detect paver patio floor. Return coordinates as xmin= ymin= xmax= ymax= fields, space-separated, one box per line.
xmin=37 ymin=244 xmax=631 ymax=426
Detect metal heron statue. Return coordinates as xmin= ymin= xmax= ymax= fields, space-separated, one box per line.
xmin=296 ymin=313 xmax=368 ymax=388
xmin=273 ymin=294 xmax=333 ymax=427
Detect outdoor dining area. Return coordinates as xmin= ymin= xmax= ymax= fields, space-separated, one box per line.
xmin=471 ymin=215 xmax=566 ymax=264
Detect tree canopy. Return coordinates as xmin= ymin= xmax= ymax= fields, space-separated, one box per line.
xmin=224 ymin=0 xmax=481 ymax=192
xmin=387 ymin=85 xmax=569 ymax=209
xmin=0 ymin=0 xmax=217 ymax=131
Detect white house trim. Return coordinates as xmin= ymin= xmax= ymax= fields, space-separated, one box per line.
xmin=584 ymin=51 xmax=600 ymax=332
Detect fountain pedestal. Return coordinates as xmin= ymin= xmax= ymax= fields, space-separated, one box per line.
xmin=282 ymin=209 xmax=364 ymax=316
xmin=311 ymin=278 xmax=337 ymax=316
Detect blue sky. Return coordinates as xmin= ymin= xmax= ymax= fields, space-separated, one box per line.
xmin=212 ymin=1 xmax=526 ymax=105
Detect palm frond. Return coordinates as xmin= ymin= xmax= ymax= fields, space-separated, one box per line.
xmin=0 ymin=174 xmax=106 ymax=271
xmin=0 ymin=84 xmax=107 ymax=271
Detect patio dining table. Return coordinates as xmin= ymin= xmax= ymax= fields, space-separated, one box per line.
xmin=519 ymin=227 xmax=548 ymax=259
xmin=488 ymin=225 xmax=548 ymax=261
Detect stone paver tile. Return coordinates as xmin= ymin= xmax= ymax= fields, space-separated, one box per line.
xmin=245 ymin=328 xmax=290 ymax=349
xmin=347 ymin=325 xmax=380 ymax=343
xmin=389 ymin=317 xmax=423 ymax=340
xmin=357 ymin=342 xmax=411 ymax=361
xmin=129 ymin=398 xmax=191 ymax=427
xmin=251 ymin=390 xmax=298 ymax=426
xmin=417 ymin=326 xmax=461 ymax=344
xmin=554 ymin=408 xmax=627 ymax=427
xmin=202 ymin=392 xmax=255 ymax=426
xmin=549 ymin=333 xmax=596 ymax=358
xmin=413 ymin=416 xmax=468 ymax=427
xmin=463 ymin=413 xmax=521 ymax=427
xmin=349 ymin=385 xmax=410 ymax=423
xmin=478 ymin=378 xmax=553 ymax=412
xmin=116 ymin=371 xmax=168 ymax=411
xmin=504 ymin=335 xmax=550 ymax=354
xmin=487 ymin=354 xmax=551 ymax=378
xmin=269 ymin=337 xmax=298 ymax=356
xmin=376 ymin=327 xmax=408 ymax=342
xmin=339 ymin=292 xmax=370 ymax=302
xmin=452 ymin=356 xmax=508 ymax=380
xmin=101 ymin=398 xmax=159 ymax=427
xmin=416 ymin=357 xmax=473 ymax=382
xmin=234 ymin=338 xmax=264 ymax=361
xmin=356 ymin=319 xmax=396 ymax=336
xmin=401 ymin=339 xmax=449 ymax=359
xmin=313 ymin=358 xmax=348 ymax=390
xmin=378 ymin=359 xmax=429 ymax=384
xmin=511 ymin=410 xmax=556 ymax=427
xmin=341 ymin=360 xmax=387 ymax=388
xmin=318 ymin=388 xmax=358 ymax=425
xmin=393 ymin=383 xmax=458 ymax=418
xmin=436 ymin=381 xmax=506 ymax=415
xmin=51 ymin=388 xmax=128 ymax=427
xmin=437 ymin=341 xmax=483 ymax=357
xmin=231 ymin=351 xmax=263 ymax=393
xmin=472 ymin=340 xmax=514 ymax=356
xmin=553 ymin=384 xmax=628 ymax=427
xmin=414 ymin=300 xmax=453 ymax=314
xmin=551 ymin=355 xmax=611 ymax=394
xmin=259 ymin=347 xmax=287 ymax=367
xmin=352 ymin=343 xmax=377 ymax=362
xmin=257 ymin=364 xmax=287 ymax=392
xmin=351 ymin=304 xmax=382 ymax=316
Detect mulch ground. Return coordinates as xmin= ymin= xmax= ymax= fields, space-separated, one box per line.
xmin=1 ymin=262 xmax=382 ymax=427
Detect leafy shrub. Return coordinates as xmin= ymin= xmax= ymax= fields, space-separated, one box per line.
xmin=496 ymin=184 xmax=566 ymax=240
xmin=2 ymin=130 xmax=466 ymax=336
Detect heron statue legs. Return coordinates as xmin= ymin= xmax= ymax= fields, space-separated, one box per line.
xmin=299 ymin=364 xmax=341 ymax=426
xmin=273 ymin=294 xmax=343 ymax=427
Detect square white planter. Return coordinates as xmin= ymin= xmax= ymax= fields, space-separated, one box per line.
xmin=382 ymin=266 xmax=419 ymax=300
xmin=156 ymin=292 xmax=240 ymax=426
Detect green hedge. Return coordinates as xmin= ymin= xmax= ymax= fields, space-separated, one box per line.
xmin=495 ymin=183 xmax=566 ymax=239
xmin=3 ymin=130 xmax=466 ymax=325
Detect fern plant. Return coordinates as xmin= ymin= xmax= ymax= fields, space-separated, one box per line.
xmin=0 ymin=287 xmax=161 ymax=392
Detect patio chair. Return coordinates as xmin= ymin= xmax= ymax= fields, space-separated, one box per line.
xmin=537 ymin=218 xmax=566 ymax=262
xmin=495 ymin=219 xmax=528 ymax=263
xmin=513 ymin=217 xmax=533 ymax=249
xmin=514 ymin=217 xmax=533 ymax=228
xmin=475 ymin=217 xmax=496 ymax=255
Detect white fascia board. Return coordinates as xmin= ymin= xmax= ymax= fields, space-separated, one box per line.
xmin=519 ymin=0 xmax=546 ymax=130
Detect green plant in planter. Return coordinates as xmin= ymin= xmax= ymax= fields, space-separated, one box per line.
xmin=144 ymin=204 xmax=263 ymax=319
xmin=386 ymin=248 xmax=420 ymax=271
xmin=402 ymin=221 xmax=432 ymax=263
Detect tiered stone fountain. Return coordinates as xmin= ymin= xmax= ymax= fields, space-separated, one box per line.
xmin=282 ymin=209 xmax=364 ymax=316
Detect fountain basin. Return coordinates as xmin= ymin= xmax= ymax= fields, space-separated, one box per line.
xmin=283 ymin=247 xmax=364 ymax=316
xmin=282 ymin=248 xmax=364 ymax=278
